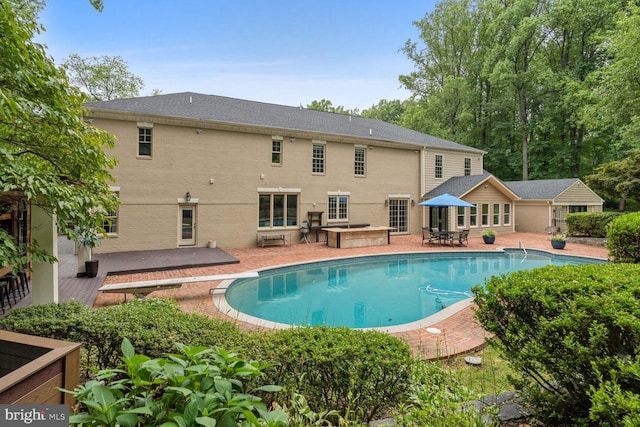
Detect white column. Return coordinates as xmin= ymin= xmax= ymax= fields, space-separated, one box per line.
xmin=30 ymin=205 xmax=58 ymax=304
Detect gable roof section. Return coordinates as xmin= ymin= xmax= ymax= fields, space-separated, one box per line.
xmin=423 ymin=171 xmax=519 ymax=200
xmin=86 ymin=92 xmax=484 ymax=153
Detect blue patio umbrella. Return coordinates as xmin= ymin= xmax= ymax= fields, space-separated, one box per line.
xmin=418 ymin=193 xmax=474 ymax=208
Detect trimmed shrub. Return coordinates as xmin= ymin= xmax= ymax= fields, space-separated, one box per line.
xmin=0 ymin=298 xmax=251 ymax=372
xmin=606 ymin=212 xmax=640 ymax=263
xmin=473 ymin=264 xmax=640 ymax=425
xmin=565 ymin=212 xmax=621 ymax=237
xmin=253 ymin=326 xmax=413 ymax=423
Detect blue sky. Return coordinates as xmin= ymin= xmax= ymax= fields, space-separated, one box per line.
xmin=37 ymin=0 xmax=437 ymax=110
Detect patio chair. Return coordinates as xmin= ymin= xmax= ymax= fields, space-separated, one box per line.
xmin=300 ymin=220 xmax=310 ymax=243
xmin=456 ymin=229 xmax=470 ymax=246
xmin=422 ymin=227 xmax=440 ymax=245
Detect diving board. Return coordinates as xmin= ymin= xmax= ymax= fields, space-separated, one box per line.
xmin=98 ymin=272 xmax=258 ymax=299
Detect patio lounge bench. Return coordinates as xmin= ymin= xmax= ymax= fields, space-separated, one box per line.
xmin=256 ymin=232 xmax=291 ymax=247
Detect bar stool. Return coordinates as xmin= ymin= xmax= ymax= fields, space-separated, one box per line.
xmin=0 ymin=275 xmax=14 ymax=313
xmin=5 ymin=274 xmax=20 ymax=304
xmin=17 ymin=270 xmax=29 ymax=296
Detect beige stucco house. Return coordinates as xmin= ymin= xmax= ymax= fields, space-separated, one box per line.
xmin=86 ymin=92 xmax=487 ymax=252
xmin=84 ymin=92 xmax=603 ymax=252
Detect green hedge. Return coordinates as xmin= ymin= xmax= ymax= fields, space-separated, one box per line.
xmin=252 ymin=326 xmax=413 ymax=423
xmin=565 ymin=212 xmax=621 ymax=237
xmin=606 ymin=212 xmax=640 ymax=263
xmin=474 ymin=263 xmax=640 ymax=425
xmin=0 ymin=298 xmax=250 ymax=371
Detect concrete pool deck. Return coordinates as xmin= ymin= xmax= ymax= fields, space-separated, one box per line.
xmin=94 ymin=232 xmax=609 ymax=360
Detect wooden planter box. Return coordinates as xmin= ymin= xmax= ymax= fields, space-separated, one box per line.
xmin=0 ymin=330 xmax=81 ymax=406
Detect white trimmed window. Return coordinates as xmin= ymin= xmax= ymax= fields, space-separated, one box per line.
xmin=470 ymin=204 xmax=478 ymax=227
xmin=354 ymin=146 xmax=366 ymax=176
xmin=493 ymin=203 xmax=500 ymax=226
xmin=482 ymin=204 xmax=489 ymax=226
xmin=137 ymin=123 xmax=153 ymax=157
xmin=272 ymin=138 xmax=282 ymax=165
xmin=464 ymin=158 xmax=471 ymax=176
xmin=312 ymin=142 xmax=325 ymax=174
xmin=435 ymin=154 xmax=443 ymax=178
xmin=503 ymin=203 xmax=511 ymax=225
xmin=328 ymin=192 xmax=349 ymax=221
xmin=457 ymin=207 xmax=466 ymax=228
xmin=102 ymin=191 xmax=119 ymax=234
xmin=258 ymin=190 xmax=299 ymax=228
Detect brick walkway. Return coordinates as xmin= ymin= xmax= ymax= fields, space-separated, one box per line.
xmin=94 ymin=232 xmax=609 ymax=360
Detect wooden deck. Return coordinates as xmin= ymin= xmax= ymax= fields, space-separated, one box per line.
xmin=3 ymin=237 xmax=240 ymax=313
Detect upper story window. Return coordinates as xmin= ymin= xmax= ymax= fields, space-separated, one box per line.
xmin=435 ymin=154 xmax=443 ymax=178
xmin=464 ymin=157 xmax=471 ymax=176
xmin=138 ymin=126 xmax=152 ymax=157
xmin=328 ymin=193 xmax=349 ymax=221
xmin=272 ymin=139 xmax=282 ymax=165
xmin=354 ymin=146 xmax=366 ymax=176
xmin=312 ymin=142 xmax=325 ymax=174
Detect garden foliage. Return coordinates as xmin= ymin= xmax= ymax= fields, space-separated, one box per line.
xmin=252 ymin=326 xmax=413 ymax=423
xmin=565 ymin=212 xmax=621 ymax=238
xmin=606 ymin=212 xmax=640 ymax=263
xmin=474 ymin=263 xmax=640 ymax=425
xmin=394 ymin=360 xmax=498 ymax=427
xmin=64 ymin=338 xmax=288 ymax=427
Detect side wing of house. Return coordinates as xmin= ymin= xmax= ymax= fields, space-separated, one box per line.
xmin=508 ymin=179 xmax=603 ymax=233
xmin=550 ymin=180 xmax=604 ymax=232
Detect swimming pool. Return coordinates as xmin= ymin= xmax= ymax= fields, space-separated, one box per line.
xmin=221 ymin=250 xmax=605 ymax=330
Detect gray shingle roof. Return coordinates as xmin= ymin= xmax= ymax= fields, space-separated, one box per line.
xmin=423 ymin=171 xmax=493 ymax=198
xmin=86 ymin=92 xmax=484 ymax=153
xmin=504 ymin=178 xmax=579 ymax=199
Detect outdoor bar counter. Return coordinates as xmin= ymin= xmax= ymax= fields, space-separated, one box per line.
xmin=323 ymin=226 xmax=395 ymax=249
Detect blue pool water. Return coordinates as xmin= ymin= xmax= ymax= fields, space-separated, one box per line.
xmin=225 ymin=250 xmax=605 ymax=329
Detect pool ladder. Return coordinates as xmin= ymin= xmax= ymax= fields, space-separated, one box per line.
xmin=519 ymin=240 xmax=528 ymax=263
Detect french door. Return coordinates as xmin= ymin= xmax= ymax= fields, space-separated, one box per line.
xmin=388 ymin=199 xmax=409 ymax=233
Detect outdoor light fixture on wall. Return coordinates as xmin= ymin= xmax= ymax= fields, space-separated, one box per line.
xmin=411 ymin=200 xmax=416 ymax=206
xmin=384 ymin=200 xmax=389 ymax=207
xmin=185 ymin=192 xmax=191 ymax=202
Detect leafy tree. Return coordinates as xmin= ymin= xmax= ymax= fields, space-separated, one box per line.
xmin=360 ymin=99 xmax=407 ymax=124
xmin=585 ymin=149 xmax=640 ymax=211
xmin=62 ymin=53 xmax=144 ymax=101
xmin=400 ymin=0 xmax=481 ymax=141
xmin=586 ymin=2 xmax=640 ymax=157
xmin=400 ymin=0 xmax=627 ymax=181
xmin=306 ymin=99 xmax=359 ymax=115
xmin=0 ymin=1 xmax=118 ymax=269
